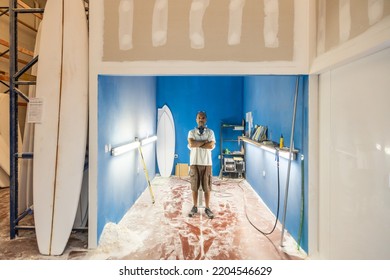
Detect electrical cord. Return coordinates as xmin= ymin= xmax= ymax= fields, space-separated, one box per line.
xmin=177 ymin=171 xmax=281 ymax=236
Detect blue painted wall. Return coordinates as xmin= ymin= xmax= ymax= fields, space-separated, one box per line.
xmin=156 ymin=76 xmax=244 ymax=176
xmin=97 ymin=75 xmax=157 ymax=241
xmin=243 ymin=75 xmax=308 ymax=252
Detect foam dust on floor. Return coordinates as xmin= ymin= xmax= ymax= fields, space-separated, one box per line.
xmin=85 ymin=176 xmax=305 ymax=260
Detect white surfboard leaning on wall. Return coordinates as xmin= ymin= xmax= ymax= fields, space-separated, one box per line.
xmin=18 ymin=22 xmax=42 ymax=214
xmin=73 ymin=155 xmax=89 ymax=228
xmin=157 ymin=105 xmax=175 ymax=177
xmin=0 ymin=94 xmax=23 ymax=188
xmin=33 ymin=0 xmax=88 ymax=256
xmin=0 ymin=94 xmax=11 ymax=188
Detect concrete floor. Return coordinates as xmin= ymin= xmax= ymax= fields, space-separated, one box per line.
xmin=0 ymin=176 xmax=306 ymax=260
xmin=0 ymin=186 xmax=88 ymax=260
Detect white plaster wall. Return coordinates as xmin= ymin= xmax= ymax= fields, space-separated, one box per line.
xmin=316 ymin=47 xmax=390 ymax=259
xmin=307 ymin=74 xmax=319 ymax=257
xmin=308 ymin=0 xmax=390 ymax=259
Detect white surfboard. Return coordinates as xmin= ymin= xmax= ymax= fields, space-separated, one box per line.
xmin=18 ymin=22 xmax=42 ymax=214
xmin=0 ymin=95 xmax=11 ymax=187
xmin=73 ymin=160 xmax=88 ymax=228
xmin=0 ymin=94 xmax=23 ymax=188
xmin=0 ymin=168 xmax=8 ymax=187
xmin=33 ymin=0 xmax=88 ymax=256
xmin=157 ymin=105 xmax=175 ymax=177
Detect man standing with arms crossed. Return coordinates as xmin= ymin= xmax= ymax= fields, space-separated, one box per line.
xmin=187 ymin=111 xmax=215 ymax=219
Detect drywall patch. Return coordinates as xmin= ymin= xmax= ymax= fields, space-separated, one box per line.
xmin=339 ymin=0 xmax=351 ymax=43
xmin=152 ymin=0 xmax=168 ymax=47
xmin=263 ymin=0 xmax=279 ymax=48
xmin=103 ymin=0 xmax=294 ymax=62
xmin=118 ymin=0 xmax=134 ymax=50
xmin=368 ymin=0 xmax=384 ymax=25
xmin=189 ymin=0 xmax=210 ymax=49
xmin=228 ymin=0 xmax=246 ymax=46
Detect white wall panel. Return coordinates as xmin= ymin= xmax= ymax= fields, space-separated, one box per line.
xmin=318 ymin=47 xmax=390 ymax=259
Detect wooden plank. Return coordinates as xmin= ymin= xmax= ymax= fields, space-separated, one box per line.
xmin=21 ymin=73 xmax=36 ymax=81
xmin=0 ymin=8 xmax=38 ymax=32
xmin=0 ymin=72 xmax=36 ymax=82
xmin=0 ymin=74 xmax=8 ymax=81
xmin=0 ymin=38 xmax=34 ymax=57
xmin=0 ymin=53 xmax=30 ymax=65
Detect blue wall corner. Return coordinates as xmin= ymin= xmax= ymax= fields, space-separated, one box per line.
xmin=156 ymin=76 xmax=244 ymax=176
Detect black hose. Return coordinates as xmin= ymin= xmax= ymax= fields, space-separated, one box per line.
xmin=178 ymin=162 xmax=281 ymax=236
xmin=238 ymin=150 xmax=280 ymax=236
xmin=178 ymin=175 xmax=283 ymax=256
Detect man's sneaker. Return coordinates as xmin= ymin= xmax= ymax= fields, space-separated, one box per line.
xmin=188 ymin=206 xmax=198 ymax=217
xmin=205 ymin=208 xmax=214 ymax=219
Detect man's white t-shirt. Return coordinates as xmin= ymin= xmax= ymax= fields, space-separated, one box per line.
xmin=188 ymin=127 xmax=215 ymax=166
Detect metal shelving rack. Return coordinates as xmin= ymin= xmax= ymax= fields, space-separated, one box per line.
xmin=4 ymin=0 xmax=89 ymax=240
xmin=219 ymin=123 xmax=245 ymax=178
xmin=6 ymin=0 xmax=44 ymax=239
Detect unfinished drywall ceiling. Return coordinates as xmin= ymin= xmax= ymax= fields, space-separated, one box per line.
xmin=103 ymin=0 xmax=294 ymax=62
xmin=317 ymin=0 xmax=390 ymax=55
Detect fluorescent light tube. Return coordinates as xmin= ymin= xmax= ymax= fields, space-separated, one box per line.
xmin=141 ymin=135 xmax=158 ymax=146
xmin=111 ymin=135 xmax=157 ymax=156
xmin=111 ymin=141 xmax=140 ymax=156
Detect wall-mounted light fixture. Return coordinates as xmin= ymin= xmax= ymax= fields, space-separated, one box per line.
xmin=141 ymin=135 xmax=158 ymax=146
xmin=111 ymin=135 xmax=158 ymax=156
xmin=111 ymin=141 xmax=140 ymax=156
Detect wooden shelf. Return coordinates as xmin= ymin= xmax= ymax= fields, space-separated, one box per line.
xmin=0 ymin=38 xmax=34 ymax=57
xmin=0 ymin=72 xmax=36 ymax=82
xmin=222 ymin=152 xmax=244 ymax=156
xmin=221 ymin=124 xmax=245 ymax=130
xmin=238 ymin=136 xmax=299 ymax=160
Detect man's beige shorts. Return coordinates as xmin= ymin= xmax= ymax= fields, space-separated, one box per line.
xmin=189 ymin=165 xmax=212 ymax=192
